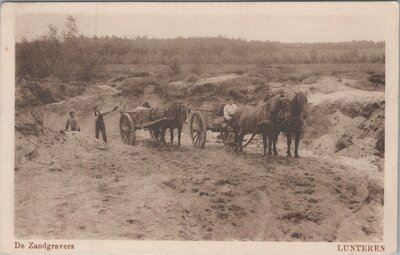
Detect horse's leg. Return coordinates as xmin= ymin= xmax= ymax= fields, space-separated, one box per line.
xmin=294 ymin=129 xmax=301 ymax=158
xmin=155 ymin=129 xmax=160 ymax=141
xmin=170 ymin=127 xmax=174 ymax=146
xmin=262 ymin=131 xmax=267 ymax=156
xmin=286 ymin=132 xmax=292 ymax=157
xmin=234 ymin=132 xmax=239 ymax=153
xmin=178 ymin=124 xmax=182 ymax=147
xmin=153 ymin=126 xmax=159 ymax=141
xmin=160 ymin=127 xmax=167 ymax=147
xmin=267 ymin=132 xmax=273 ymax=156
xmin=273 ymin=130 xmax=279 ymax=156
xmin=239 ymin=133 xmax=245 ymax=152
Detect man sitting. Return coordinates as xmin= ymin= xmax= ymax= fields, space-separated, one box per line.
xmin=65 ymin=110 xmax=80 ymax=131
xmin=223 ymin=96 xmax=238 ymax=122
xmin=213 ymin=96 xmax=238 ymax=131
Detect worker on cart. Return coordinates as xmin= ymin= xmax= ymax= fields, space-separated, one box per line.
xmin=223 ymin=96 xmax=238 ymax=124
xmin=213 ymin=96 xmax=238 ymax=132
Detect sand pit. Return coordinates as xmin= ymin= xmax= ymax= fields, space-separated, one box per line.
xmin=14 ymin=74 xmax=384 ymax=241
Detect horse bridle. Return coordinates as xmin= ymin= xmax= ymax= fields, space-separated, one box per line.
xmin=270 ymin=94 xmax=303 ymax=129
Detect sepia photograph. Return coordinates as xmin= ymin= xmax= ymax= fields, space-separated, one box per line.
xmin=0 ymin=2 xmax=398 ymax=255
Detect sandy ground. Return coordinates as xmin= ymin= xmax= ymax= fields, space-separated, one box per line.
xmin=14 ymin=75 xmax=384 ymax=241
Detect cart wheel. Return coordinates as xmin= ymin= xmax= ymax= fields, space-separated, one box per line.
xmin=221 ymin=131 xmax=235 ymax=147
xmin=120 ymin=113 xmax=136 ymax=145
xmin=190 ymin=112 xmax=206 ymax=148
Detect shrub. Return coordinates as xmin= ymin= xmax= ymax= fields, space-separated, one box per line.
xmin=231 ymin=68 xmax=246 ymax=75
xmin=109 ymin=75 xmax=127 ymax=83
xmin=168 ymin=57 xmax=181 ymax=77
xmin=352 ymin=78 xmax=384 ymax=91
xmin=189 ymin=83 xmax=217 ymax=96
xmin=185 ymin=74 xmax=200 ymax=83
xmin=118 ymin=77 xmax=167 ymax=97
xmin=368 ymin=73 xmax=385 ymax=85
xmin=132 ymin=70 xmax=151 ymax=77
xmin=190 ymin=62 xmax=202 ymax=75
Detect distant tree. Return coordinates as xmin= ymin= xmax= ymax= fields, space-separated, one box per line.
xmin=47 ymin=24 xmax=59 ymax=41
xmin=62 ymin=15 xmax=78 ymax=40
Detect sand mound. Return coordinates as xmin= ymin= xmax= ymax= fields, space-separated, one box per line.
xmin=15 ymin=77 xmax=87 ymax=141
xmin=305 ymin=95 xmax=384 ymax=160
xmin=310 ymin=134 xmax=336 ymax=155
xmin=16 ymin=78 xmax=86 ymax=108
xmin=62 ymin=131 xmax=107 ymax=151
xmin=16 ymin=130 xmax=108 ymax=167
xmin=187 ymin=74 xmax=240 ymax=96
xmin=168 ymin=81 xmax=189 ymax=98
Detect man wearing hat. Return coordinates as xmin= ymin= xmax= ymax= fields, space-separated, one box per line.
xmin=65 ymin=110 xmax=81 ymax=131
xmin=223 ymin=96 xmax=238 ymax=122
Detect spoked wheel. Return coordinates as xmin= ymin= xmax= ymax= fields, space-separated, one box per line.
xmin=120 ymin=113 xmax=136 ymax=145
xmin=221 ymin=131 xmax=235 ymax=147
xmin=190 ymin=112 xmax=206 ymax=148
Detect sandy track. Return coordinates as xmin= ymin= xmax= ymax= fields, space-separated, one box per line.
xmin=15 ymin=128 xmax=383 ymax=241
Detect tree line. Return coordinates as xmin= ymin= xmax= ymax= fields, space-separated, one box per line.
xmin=16 ymin=15 xmax=385 ymax=82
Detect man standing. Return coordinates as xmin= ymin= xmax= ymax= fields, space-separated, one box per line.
xmin=94 ymin=105 xmax=118 ymax=143
xmin=65 ymin=110 xmax=80 ymax=131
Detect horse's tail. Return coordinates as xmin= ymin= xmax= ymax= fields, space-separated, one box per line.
xmin=240 ymin=124 xmax=258 ymax=149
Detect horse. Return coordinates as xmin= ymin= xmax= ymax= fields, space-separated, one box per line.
xmin=230 ymin=94 xmax=291 ymax=155
xmin=155 ymin=101 xmax=189 ymax=147
xmin=272 ymin=91 xmax=308 ymax=157
xmin=148 ymin=106 xmax=160 ymax=141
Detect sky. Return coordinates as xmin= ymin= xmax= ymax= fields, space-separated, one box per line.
xmin=15 ymin=3 xmax=387 ymax=43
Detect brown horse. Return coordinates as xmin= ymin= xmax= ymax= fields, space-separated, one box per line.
xmin=155 ymin=101 xmax=189 ymax=147
xmin=231 ymin=94 xmax=291 ymax=155
xmin=148 ymin=106 xmax=160 ymax=141
xmin=272 ymin=91 xmax=308 ymax=157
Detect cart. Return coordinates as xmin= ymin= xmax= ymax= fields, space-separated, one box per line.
xmin=119 ymin=107 xmax=167 ymax=145
xmin=190 ymin=106 xmax=235 ymax=149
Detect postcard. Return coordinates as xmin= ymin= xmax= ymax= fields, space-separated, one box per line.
xmin=0 ymin=2 xmax=398 ymax=255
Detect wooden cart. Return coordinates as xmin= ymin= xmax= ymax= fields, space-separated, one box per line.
xmin=190 ymin=107 xmax=235 ymax=149
xmin=119 ymin=108 xmax=166 ymax=145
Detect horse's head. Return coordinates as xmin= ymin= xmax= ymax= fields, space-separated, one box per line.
xmin=292 ymin=92 xmax=308 ymax=119
xmin=178 ymin=103 xmax=190 ymax=123
xmin=279 ymin=96 xmax=292 ymax=121
xmin=264 ymin=93 xmax=292 ymax=121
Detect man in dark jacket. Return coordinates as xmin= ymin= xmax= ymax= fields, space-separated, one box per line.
xmin=94 ymin=105 xmax=118 ymax=143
